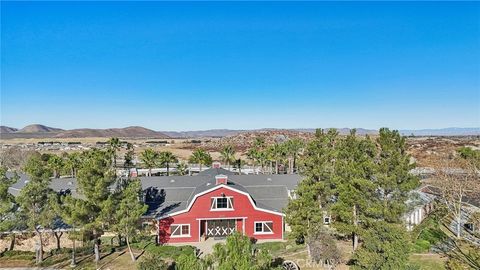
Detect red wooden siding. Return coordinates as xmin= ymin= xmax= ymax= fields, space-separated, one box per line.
xmin=158 ymin=186 xmax=283 ymax=243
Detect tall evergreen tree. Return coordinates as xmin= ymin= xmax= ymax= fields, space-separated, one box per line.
xmin=0 ymin=167 xmax=23 ymax=251
xmin=351 ymin=222 xmax=411 ymax=270
xmin=50 ymin=194 xmax=89 ymax=266
xmin=76 ymin=149 xmax=115 ymax=262
xmin=286 ymin=129 xmax=338 ymax=244
xmin=374 ymin=128 xmax=419 ymax=223
xmin=109 ymin=179 xmax=147 ymax=261
xmin=330 ymin=130 xmax=377 ymax=251
xmin=17 ymin=155 xmax=55 ymax=264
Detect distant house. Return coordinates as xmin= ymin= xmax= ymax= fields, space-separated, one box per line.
xmin=404 ymin=189 xmax=436 ymax=231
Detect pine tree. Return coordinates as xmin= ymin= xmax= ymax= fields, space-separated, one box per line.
xmin=50 ymin=194 xmax=89 ymax=266
xmin=285 ymin=129 xmax=338 ymax=247
xmin=374 ymin=128 xmax=419 ymax=223
xmin=76 ymin=149 xmax=115 ymax=262
xmin=351 ymin=222 xmax=411 ymax=270
xmin=330 ymin=130 xmax=377 ymax=251
xmin=0 ymin=167 xmax=23 ymax=251
xmin=17 ymin=155 xmax=55 ymax=264
xmin=109 ymin=179 xmax=148 ymax=261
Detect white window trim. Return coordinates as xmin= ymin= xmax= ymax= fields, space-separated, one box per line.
xmin=323 ymin=215 xmax=331 ymax=225
xmin=254 ymin=221 xmax=274 ymax=235
xmin=170 ymin=224 xmax=191 ymax=238
xmin=210 ymin=196 xmax=235 ymax=211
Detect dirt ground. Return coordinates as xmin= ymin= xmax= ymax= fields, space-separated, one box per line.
xmin=1 ymin=134 xmax=479 ymax=169
xmin=0 ymin=232 xmax=76 ymax=253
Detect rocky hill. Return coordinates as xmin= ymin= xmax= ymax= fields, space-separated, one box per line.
xmin=18 ymin=124 xmax=63 ymax=133
xmin=54 ymin=126 xmax=169 ymax=138
xmin=0 ymin=126 xmax=18 ymax=133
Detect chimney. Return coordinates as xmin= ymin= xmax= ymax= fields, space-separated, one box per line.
xmin=215 ymin=174 xmax=228 ymax=185
xmin=212 ymin=162 xmax=221 ymax=169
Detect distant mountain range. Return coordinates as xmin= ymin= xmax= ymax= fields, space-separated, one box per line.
xmin=1 ymin=124 xmax=478 ymax=139
xmin=0 ymin=125 xmax=169 ymax=139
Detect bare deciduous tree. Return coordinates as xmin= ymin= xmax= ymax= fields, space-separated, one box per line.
xmin=435 ymin=159 xmax=479 ymax=238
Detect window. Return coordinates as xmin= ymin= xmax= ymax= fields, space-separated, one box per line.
xmin=210 ymin=197 xmax=234 ymax=210
xmin=217 ymin=197 xmax=228 ymax=208
xmin=323 ymin=216 xmax=331 ymax=225
xmin=254 ymin=221 xmax=273 ymax=234
xmin=170 ymin=224 xmax=190 ymax=237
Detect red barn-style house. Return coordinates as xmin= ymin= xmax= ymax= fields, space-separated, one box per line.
xmin=142 ymin=166 xmax=300 ymax=243
xmin=6 ymin=165 xmax=301 ymax=244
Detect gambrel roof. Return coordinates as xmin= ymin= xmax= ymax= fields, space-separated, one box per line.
xmin=7 ymin=168 xmax=302 ymax=219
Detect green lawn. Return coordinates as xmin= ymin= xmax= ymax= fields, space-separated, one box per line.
xmin=411 ymin=210 xmax=449 ymax=253
xmin=410 ymin=254 xmax=446 ymax=270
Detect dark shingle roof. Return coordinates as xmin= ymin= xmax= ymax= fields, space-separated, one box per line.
xmin=7 ymin=168 xmax=302 ymax=218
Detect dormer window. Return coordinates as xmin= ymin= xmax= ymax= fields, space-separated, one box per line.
xmin=210 ymin=196 xmax=234 ymax=210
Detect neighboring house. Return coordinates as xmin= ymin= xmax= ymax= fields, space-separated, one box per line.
xmin=404 ymin=189 xmax=436 ymax=231
xmin=420 ymin=184 xmax=480 ymax=244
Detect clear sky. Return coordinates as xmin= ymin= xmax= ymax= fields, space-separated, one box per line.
xmin=1 ymin=1 xmax=479 ymax=131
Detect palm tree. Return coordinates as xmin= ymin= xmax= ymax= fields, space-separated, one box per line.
xmin=189 ymin=148 xmax=212 ymax=172
xmin=234 ymin=158 xmax=245 ymax=175
xmin=158 ymin=151 xmax=178 ymax=176
xmin=272 ymin=143 xmax=285 ymax=174
xmin=140 ymin=149 xmax=158 ymax=176
xmin=285 ymin=138 xmax=304 ymax=174
xmin=107 ymin=137 xmax=121 ymax=169
xmin=176 ymin=162 xmax=188 ymax=176
xmin=63 ymin=152 xmax=82 ymax=177
xmin=220 ymin=145 xmax=236 ymax=171
xmin=257 ymin=151 xmax=268 ymax=174
xmin=48 ymin=154 xmax=64 ymax=178
xmin=253 ymin=137 xmax=266 ymax=149
xmin=123 ymin=143 xmax=135 ymax=170
xmin=265 ymin=146 xmax=276 ymax=174
xmin=247 ymin=148 xmax=258 ymax=174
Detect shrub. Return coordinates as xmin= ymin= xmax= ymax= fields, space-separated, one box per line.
xmin=144 ymin=245 xmax=195 ymax=259
xmin=412 ymin=239 xmax=431 ymax=253
xmin=0 ymin=250 xmax=35 ymax=260
xmin=137 ymin=251 xmax=169 ymax=270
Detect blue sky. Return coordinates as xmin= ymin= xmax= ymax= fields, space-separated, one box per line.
xmin=1 ymin=1 xmax=479 ymax=131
